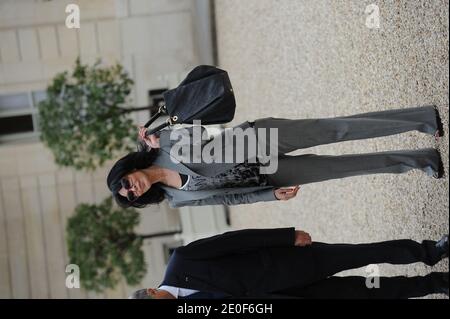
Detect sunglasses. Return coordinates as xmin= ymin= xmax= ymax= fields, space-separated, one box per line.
xmin=120 ymin=178 xmax=138 ymax=202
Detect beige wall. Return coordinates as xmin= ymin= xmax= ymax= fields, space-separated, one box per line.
xmin=0 ymin=0 xmax=228 ymax=299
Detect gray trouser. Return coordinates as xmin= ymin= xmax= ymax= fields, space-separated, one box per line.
xmin=266 ymin=148 xmax=440 ymax=186
xmin=256 ymin=106 xmax=441 ymax=186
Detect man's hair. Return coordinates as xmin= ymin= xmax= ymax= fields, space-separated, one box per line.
xmin=128 ymin=288 xmax=152 ymax=299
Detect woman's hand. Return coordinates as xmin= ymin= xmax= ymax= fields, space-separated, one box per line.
xmin=294 ymin=230 xmax=312 ymax=246
xmin=274 ymin=185 xmax=300 ymax=200
xmin=138 ymin=126 xmax=160 ymax=148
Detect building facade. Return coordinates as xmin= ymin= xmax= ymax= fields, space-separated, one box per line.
xmin=0 ymin=0 xmax=228 ymax=299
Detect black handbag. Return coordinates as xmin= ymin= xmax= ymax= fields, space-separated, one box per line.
xmin=144 ymin=65 xmax=236 ymax=135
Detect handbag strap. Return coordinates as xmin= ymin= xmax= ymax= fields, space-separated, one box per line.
xmin=144 ymin=104 xmax=171 ymax=136
xmin=143 ymin=104 xmax=166 ymax=128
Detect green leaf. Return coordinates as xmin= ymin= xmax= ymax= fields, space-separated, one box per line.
xmin=38 ymin=57 xmax=139 ymax=171
xmin=66 ymin=197 xmax=146 ymax=292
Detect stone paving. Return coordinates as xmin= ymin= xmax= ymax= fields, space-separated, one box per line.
xmin=214 ymin=0 xmax=449 ymax=298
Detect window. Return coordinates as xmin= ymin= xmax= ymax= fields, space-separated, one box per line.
xmin=162 ymin=240 xmax=183 ymax=264
xmin=148 ymin=88 xmax=168 ymax=115
xmin=0 ymin=91 xmax=46 ymax=143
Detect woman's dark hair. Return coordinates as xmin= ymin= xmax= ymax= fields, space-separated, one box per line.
xmin=107 ymin=150 xmax=165 ymax=208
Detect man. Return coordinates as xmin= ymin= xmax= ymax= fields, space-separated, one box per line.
xmin=129 ymin=228 xmax=449 ymax=299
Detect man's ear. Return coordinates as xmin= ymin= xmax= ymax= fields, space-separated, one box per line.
xmin=147 ymin=288 xmax=157 ymax=297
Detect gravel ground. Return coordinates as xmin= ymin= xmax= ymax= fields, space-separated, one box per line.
xmin=214 ymin=0 xmax=449 ymax=298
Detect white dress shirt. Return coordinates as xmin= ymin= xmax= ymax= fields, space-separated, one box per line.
xmin=158 ymin=285 xmax=199 ymax=298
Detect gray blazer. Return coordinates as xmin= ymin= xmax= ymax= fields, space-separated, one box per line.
xmin=153 ymin=121 xmax=277 ymax=208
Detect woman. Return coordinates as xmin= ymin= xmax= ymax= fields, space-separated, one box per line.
xmin=107 ymin=106 xmax=444 ymax=208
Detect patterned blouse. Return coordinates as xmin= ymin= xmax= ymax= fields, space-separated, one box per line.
xmin=179 ymin=161 xmax=268 ymax=191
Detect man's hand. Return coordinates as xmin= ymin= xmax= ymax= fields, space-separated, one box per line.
xmin=294 ymin=230 xmax=312 ymax=246
xmin=138 ymin=126 xmax=160 ymax=148
xmin=274 ymin=186 xmax=300 ymax=200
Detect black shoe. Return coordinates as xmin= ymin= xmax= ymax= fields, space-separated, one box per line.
xmin=436 ymin=235 xmax=449 ymax=259
xmin=441 ymin=272 xmax=449 ymax=296
xmin=433 ymin=151 xmax=445 ymax=179
xmin=434 ymin=106 xmax=444 ymax=138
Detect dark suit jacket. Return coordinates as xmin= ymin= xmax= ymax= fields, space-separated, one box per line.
xmin=160 ymin=228 xmax=317 ymax=298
